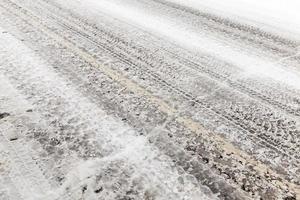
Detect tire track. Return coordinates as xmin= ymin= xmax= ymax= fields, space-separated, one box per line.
xmin=0 ymin=22 xmax=217 ymax=200
xmin=0 ymin=122 xmax=53 ymax=200
xmin=1 ymin=0 xmax=300 ymax=198
xmin=17 ymin=0 xmax=300 ymax=164
xmin=151 ymin=0 xmax=300 ymax=57
xmin=37 ymin=0 xmax=300 ymax=118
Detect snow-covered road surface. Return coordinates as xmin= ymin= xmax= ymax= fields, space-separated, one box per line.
xmin=0 ymin=0 xmax=300 ymax=199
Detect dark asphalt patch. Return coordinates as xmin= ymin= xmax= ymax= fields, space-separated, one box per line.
xmin=0 ymin=112 xmax=10 ymax=120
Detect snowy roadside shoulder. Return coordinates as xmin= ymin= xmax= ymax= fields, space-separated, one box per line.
xmin=166 ymin=0 xmax=300 ymax=40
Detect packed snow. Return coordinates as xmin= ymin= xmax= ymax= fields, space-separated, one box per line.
xmin=55 ymin=0 xmax=300 ymax=90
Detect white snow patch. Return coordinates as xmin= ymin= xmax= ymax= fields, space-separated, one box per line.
xmin=56 ymin=0 xmax=300 ymax=90
xmin=167 ymin=0 xmax=300 ymax=39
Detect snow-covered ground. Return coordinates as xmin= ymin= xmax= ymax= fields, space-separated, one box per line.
xmin=169 ymin=0 xmax=300 ymax=39
xmin=0 ymin=26 xmax=216 ymax=200
xmin=55 ymin=0 xmax=300 ymax=90
xmin=1 ymin=0 xmax=300 ymax=199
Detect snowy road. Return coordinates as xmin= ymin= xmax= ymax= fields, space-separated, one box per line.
xmin=0 ymin=0 xmax=300 ymax=199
